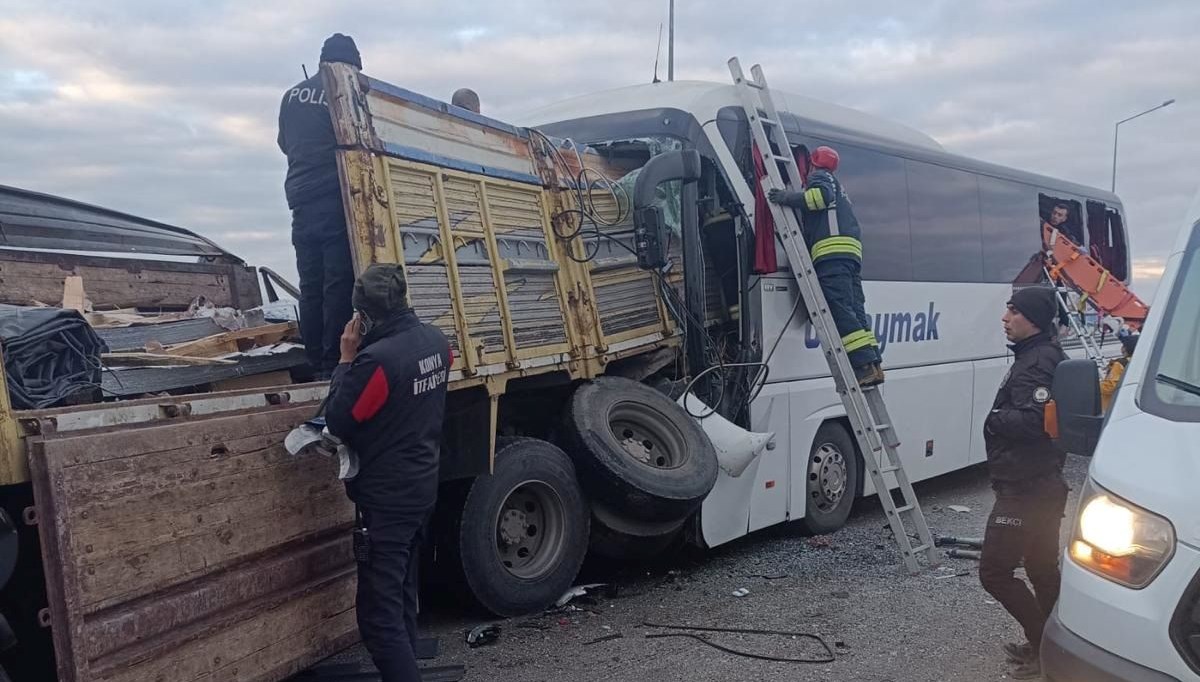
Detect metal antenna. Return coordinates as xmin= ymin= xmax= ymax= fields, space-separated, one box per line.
xmin=652 ymin=23 xmax=663 ymax=83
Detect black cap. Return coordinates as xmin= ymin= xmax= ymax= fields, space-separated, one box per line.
xmin=352 ymin=264 xmax=408 ymax=321
xmin=451 ymin=88 xmax=481 ymax=114
xmin=1120 ymin=333 xmax=1139 ymax=355
xmin=1008 ymin=286 xmax=1059 ymax=333
xmin=320 ymin=33 xmax=362 ymax=69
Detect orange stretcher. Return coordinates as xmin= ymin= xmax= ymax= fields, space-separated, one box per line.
xmin=1043 ymin=223 xmax=1149 ymax=330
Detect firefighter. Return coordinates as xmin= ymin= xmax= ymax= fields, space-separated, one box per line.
xmin=1100 ymin=329 xmax=1138 ymax=413
xmin=980 ymin=286 xmax=1069 ymax=680
xmin=451 ymin=88 xmax=481 ymax=114
xmin=325 ymin=264 xmax=451 ymax=682
xmin=278 ymin=33 xmax=361 ymax=378
xmin=768 ymin=145 xmax=883 ymax=386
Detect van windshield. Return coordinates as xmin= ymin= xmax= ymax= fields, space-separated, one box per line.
xmin=1146 ymin=221 xmax=1200 ymax=417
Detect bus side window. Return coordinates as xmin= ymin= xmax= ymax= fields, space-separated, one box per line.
xmin=906 ymin=160 xmax=983 ymax=283
xmin=980 ymin=177 xmax=1041 ymax=283
xmin=832 ymin=144 xmax=913 ymax=282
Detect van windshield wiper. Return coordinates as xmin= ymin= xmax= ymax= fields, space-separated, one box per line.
xmin=1156 ymin=373 xmax=1200 ymax=398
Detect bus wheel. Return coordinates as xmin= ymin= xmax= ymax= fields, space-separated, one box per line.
xmin=799 ymin=422 xmax=860 ymax=535
xmin=457 ymin=438 xmax=588 ymax=616
xmin=587 ymin=501 xmax=685 ymax=562
xmin=563 ymin=377 xmax=718 ymax=525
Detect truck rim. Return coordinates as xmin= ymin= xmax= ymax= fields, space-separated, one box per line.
xmin=608 ymin=402 xmax=688 ymax=470
xmin=494 ymin=480 xmax=566 ymax=580
xmin=810 ymin=443 xmax=847 ymax=512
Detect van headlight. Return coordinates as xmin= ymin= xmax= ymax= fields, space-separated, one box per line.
xmin=1069 ymin=478 xmax=1175 ymax=589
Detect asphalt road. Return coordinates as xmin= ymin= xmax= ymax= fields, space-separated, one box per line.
xmin=325 ymin=455 xmax=1090 ymax=681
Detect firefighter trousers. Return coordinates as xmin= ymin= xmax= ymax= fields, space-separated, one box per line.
xmin=815 ymin=258 xmax=880 ymax=369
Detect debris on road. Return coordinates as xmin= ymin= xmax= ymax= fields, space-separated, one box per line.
xmin=555 ymin=583 xmax=606 ymax=608
xmin=935 ymin=536 xmax=983 ymax=549
xmin=584 ymin=633 xmax=624 ymax=646
xmin=731 ymin=588 xmax=750 ymax=598
xmin=465 ymin=624 xmax=501 ymax=648
xmin=947 ymin=549 xmax=983 ymax=560
xmin=947 ymin=505 xmax=972 ymax=513
xmin=643 ymin=621 xmax=836 ymax=664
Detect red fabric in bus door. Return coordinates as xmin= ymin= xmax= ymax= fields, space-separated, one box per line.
xmin=752 ymin=144 xmax=778 ymax=275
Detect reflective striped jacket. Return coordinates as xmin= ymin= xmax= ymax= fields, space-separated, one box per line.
xmin=790 ymin=169 xmax=863 ymax=265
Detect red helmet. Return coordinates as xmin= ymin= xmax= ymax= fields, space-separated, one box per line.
xmin=811 ymin=146 xmax=840 ymax=172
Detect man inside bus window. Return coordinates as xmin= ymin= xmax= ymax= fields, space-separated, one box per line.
xmin=768 ymin=145 xmax=884 ymax=386
xmin=278 ymin=33 xmax=361 ymax=379
xmin=1045 ymin=202 xmax=1085 ymax=245
xmin=980 ymin=286 xmax=1069 ymax=679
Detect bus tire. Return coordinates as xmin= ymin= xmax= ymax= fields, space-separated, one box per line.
xmin=457 ymin=438 xmax=588 ymax=616
xmin=563 ymin=377 xmax=718 ymax=525
xmin=799 ymin=422 xmax=860 ymax=535
xmin=587 ymin=501 xmax=685 ymax=562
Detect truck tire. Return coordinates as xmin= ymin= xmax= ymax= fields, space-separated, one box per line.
xmin=588 ymin=501 xmax=685 ymax=562
xmin=798 ymin=421 xmax=860 ymax=535
xmin=456 ymin=438 xmax=588 ymax=616
xmin=563 ymin=377 xmax=718 ymax=524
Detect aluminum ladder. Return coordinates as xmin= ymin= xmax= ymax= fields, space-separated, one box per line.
xmin=728 ymin=57 xmax=937 ymax=574
xmin=1042 ymin=266 xmax=1107 ymax=369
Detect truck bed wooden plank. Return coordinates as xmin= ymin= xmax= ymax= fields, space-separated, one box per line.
xmin=28 ymin=402 xmax=357 ymax=682
xmin=0 ymin=247 xmax=260 ymax=311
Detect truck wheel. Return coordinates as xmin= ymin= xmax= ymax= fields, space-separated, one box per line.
xmin=563 ymin=377 xmax=718 ymax=524
xmin=799 ymin=422 xmax=860 ymax=535
xmin=457 ymin=438 xmax=588 ymax=616
xmin=588 ymin=501 xmax=684 ymax=562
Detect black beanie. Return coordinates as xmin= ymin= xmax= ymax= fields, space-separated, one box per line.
xmin=1008 ymin=287 xmax=1059 ymax=333
xmin=352 ymin=264 xmax=408 ymax=321
xmin=320 ymin=33 xmax=362 ymax=69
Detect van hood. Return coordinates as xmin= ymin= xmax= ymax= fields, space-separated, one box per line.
xmin=1090 ymin=388 xmax=1200 ymax=550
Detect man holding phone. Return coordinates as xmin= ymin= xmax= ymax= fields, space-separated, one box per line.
xmin=324 ymin=264 xmax=451 ymax=682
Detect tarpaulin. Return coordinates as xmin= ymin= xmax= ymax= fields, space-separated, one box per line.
xmin=0 ymin=305 xmax=107 ymax=409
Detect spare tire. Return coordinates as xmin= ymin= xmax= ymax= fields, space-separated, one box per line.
xmin=563 ymin=376 xmax=718 ymax=524
xmin=588 ymin=501 xmax=685 ymax=562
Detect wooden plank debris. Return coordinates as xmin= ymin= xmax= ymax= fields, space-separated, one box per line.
xmin=61 ymin=276 xmax=90 ymax=314
xmin=164 ymin=322 xmax=298 ymax=358
xmin=100 ymin=353 xmax=236 ymax=367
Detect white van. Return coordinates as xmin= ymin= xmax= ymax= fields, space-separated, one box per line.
xmin=1046 ymin=192 xmax=1200 ymax=681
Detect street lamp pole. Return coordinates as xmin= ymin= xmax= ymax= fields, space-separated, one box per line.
xmin=1112 ymin=99 xmax=1175 ymax=193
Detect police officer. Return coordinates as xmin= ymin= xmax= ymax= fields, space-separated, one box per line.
xmin=325 ymin=264 xmax=450 ymax=682
xmin=278 ymin=33 xmax=361 ymax=378
xmin=768 ymin=145 xmax=883 ymax=386
xmin=980 ymin=286 xmax=1069 ymax=680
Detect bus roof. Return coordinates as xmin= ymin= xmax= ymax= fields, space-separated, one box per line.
xmin=520 ymin=80 xmax=944 ymax=152
xmin=520 ymin=80 xmax=1121 ymax=206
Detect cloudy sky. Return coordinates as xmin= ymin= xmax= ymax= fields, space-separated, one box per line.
xmin=1 ymin=0 xmax=1196 ymax=298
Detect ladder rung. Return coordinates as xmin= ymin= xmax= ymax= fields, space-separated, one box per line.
xmin=910 ymin=543 xmax=931 ymax=553
xmin=872 ymin=422 xmax=892 ymax=432
xmin=879 ymin=465 xmax=900 ymax=474
xmin=759 ymin=117 xmax=779 ymax=127
xmin=892 ymin=504 xmax=914 ymax=514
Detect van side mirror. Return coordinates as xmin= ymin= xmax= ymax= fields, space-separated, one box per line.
xmin=631 ymin=150 xmax=702 ymax=270
xmin=1052 ymin=359 xmax=1105 ymax=456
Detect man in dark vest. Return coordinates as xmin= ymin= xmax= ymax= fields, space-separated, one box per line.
xmin=278 ymin=33 xmax=360 ymax=378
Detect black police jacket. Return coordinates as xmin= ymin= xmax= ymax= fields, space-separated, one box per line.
xmin=325 ymin=309 xmax=451 ymax=511
xmin=278 ymin=74 xmax=340 ymax=209
xmin=983 ymin=331 xmax=1068 ymax=486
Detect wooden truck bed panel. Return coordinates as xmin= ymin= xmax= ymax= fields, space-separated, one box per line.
xmin=28 ymin=402 xmax=355 ymax=682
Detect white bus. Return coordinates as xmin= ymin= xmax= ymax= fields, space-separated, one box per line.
xmin=524 ymin=80 xmax=1130 ymax=549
